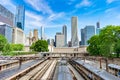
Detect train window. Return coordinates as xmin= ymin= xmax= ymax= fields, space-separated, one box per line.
xmin=118 ymin=70 xmax=120 ymax=77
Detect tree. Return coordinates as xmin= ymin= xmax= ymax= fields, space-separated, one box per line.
xmin=3 ymin=43 xmax=12 ymax=54
xmin=114 ymin=40 xmax=120 ymax=58
xmin=99 ymin=26 xmax=115 ymax=57
xmin=11 ymin=44 xmax=24 ymax=51
xmin=30 ymin=42 xmax=35 ymax=50
xmin=87 ymin=25 xmax=120 ymax=58
xmin=30 ymin=40 xmax=49 ymax=52
xmin=87 ymin=35 xmax=100 ymax=56
xmin=0 ymin=34 xmax=7 ymax=51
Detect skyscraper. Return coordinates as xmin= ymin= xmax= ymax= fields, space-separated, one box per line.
xmin=0 ymin=4 xmax=14 ymax=26
xmin=81 ymin=29 xmax=85 ymax=45
xmin=55 ymin=32 xmax=64 ymax=47
xmin=15 ymin=5 xmax=25 ymax=30
xmin=0 ymin=22 xmax=12 ymax=43
xmin=41 ymin=26 xmax=44 ymax=40
xmin=96 ymin=22 xmax=100 ymax=35
xmin=33 ymin=29 xmax=38 ymax=41
xmin=96 ymin=22 xmax=100 ymax=28
xmin=62 ymin=25 xmax=67 ymax=46
xmin=81 ymin=25 xmax=95 ymax=45
xmin=71 ymin=16 xmax=79 ymax=47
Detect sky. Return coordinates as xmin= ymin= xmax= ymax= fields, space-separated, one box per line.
xmin=0 ymin=0 xmax=120 ymax=41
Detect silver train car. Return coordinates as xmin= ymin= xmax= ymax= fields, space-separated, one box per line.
xmin=69 ymin=60 xmax=120 ymax=80
xmin=108 ymin=64 xmax=120 ymax=77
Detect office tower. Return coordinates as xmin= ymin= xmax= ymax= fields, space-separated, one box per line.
xmin=62 ymin=25 xmax=67 ymax=46
xmin=33 ymin=29 xmax=38 ymax=41
xmin=29 ymin=30 xmax=33 ymax=38
xmin=68 ymin=41 xmax=72 ymax=47
xmin=41 ymin=26 xmax=44 ymax=40
xmin=55 ymin=32 xmax=64 ymax=47
xmin=0 ymin=22 xmax=12 ymax=43
xmin=15 ymin=5 xmax=25 ymax=30
xmin=96 ymin=22 xmax=100 ymax=28
xmin=71 ymin=16 xmax=79 ymax=47
xmin=12 ymin=27 xmax=24 ymax=44
xmin=83 ymin=25 xmax=95 ymax=45
xmin=47 ymin=39 xmax=54 ymax=46
xmin=96 ymin=22 xmax=100 ymax=35
xmin=0 ymin=4 xmax=14 ymax=26
xmin=81 ymin=29 xmax=85 ymax=45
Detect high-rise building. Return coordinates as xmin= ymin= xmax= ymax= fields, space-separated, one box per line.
xmin=96 ymin=22 xmax=100 ymax=28
xmin=0 ymin=4 xmax=14 ymax=26
xmin=71 ymin=16 xmax=79 ymax=47
xmin=55 ymin=32 xmax=64 ymax=47
xmin=41 ymin=26 xmax=44 ymax=40
xmin=81 ymin=29 xmax=85 ymax=45
xmin=33 ymin=29 xmax=38 ymax=41
xmin=62 ymin=25 xmax=67 ymax=46
xmin=12 ymin=27 xmax=25 ymax=44
xmin=0 ymin=22 xmax=12 ymax=43
xmin=15 ymin=5 xmax=25 ymax=30
xmin=96 ymin=22 xmax=100 ymax=35
xmin=47 ymin=39 xmax=54 ymax=46
xmin=81 ymin=25 xmax=95 ymax=45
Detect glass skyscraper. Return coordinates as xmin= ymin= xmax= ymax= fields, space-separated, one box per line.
xmin=41 ymin=26 xmax=44 ymax=40
xmin=15 ymin=5 xmax=25 ymax=30
xmin=71 ymin=16 xmax=79 ymax=47
xmin=0 ymin=22 xmax=12 ymax=43
xmin=96 ymin=22 xmax=100 ymax=35
xmin=0 ymin=4 xmax=14 ymax=26
xmin=62 ymin=25 xmax=67 ymax=46
xmin=81 ymin=25 xmax=95 ymax=45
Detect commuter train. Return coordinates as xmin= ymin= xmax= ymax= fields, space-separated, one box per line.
xmin=69 ymin=60 xmax=120 ymax=80
xmin=108 ymin=64 xmax=120 ymax=78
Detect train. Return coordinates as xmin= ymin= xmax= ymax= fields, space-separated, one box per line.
xmin=108 ymin=64 xmax=120 ymax=78
xmin=69 ymin=60 xmax=120 ymax=80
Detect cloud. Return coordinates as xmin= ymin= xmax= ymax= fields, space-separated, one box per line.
xmin=24 ymin=0 xmax=53 ymax=14
xmin=106 ymin=0 xmax=116 ymax=4
xmin=68 ymin=0 xmax=75 ymax=5
xmin=76 ymin=0 xmax=91 ymax=8
xmin=25 ymin=11 xmax=66 ymax=30
xmin=0 ymin=0 xmax=16 ymax=14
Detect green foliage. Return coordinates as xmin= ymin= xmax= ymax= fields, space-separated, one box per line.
xmin=87 ymin=25 xmax=120 ymax=58
xmin=10 ymin=44 xmax=24 ymax=51
xmin=87 ymin=35 xmax=100 ymax=56
xmin=30 ymin=42 xmax=35 ymax=50
xmin=0 ymin=34 xmax=7 ymax=51
xmin=3 ymin=43 xmax=12 ymax=53
xmin=30 ymin=40 xmax=49 ymax=52
xmin=114 ymin=40 xmax=120 ymax=57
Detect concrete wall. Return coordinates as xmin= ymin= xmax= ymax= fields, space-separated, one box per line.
xmin=53 ymin=46 xmax=87 ymax=53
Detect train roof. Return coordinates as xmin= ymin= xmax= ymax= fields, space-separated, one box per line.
xmin=108 ymin=64 xmax=120 ymax=70
xmin=75 ymin=60 xmax=120 ymax=80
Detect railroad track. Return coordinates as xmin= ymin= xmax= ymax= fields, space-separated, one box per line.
xmin=5 ymin=59 xmax=57 ymax=80
xmin=20 ymin=59 xmax=57 ymax=80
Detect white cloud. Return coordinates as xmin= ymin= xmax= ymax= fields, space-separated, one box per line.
xmin=106 ymin=0 xmax=116 ymax=4
xmin=48 ymin=12 xmax=65 ymax=21
xmin=76 ymin=0 xmax=91 ymax=8
xmin=24 ymin=0 xmax=53 ymax=14
xmin=25 ymin=11 xmax=66 ymax=30
xmin=0 ymin=0 xmax=16 ymax=14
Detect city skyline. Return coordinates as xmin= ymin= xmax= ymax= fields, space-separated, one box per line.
xmin=0 ymin=0 xmax=120 ymax=41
